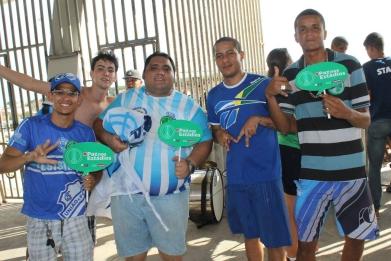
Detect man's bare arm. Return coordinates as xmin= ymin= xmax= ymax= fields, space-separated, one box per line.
xmin=0 ymin=142 xmax=58 ymax=173
xmin=346 ymin=108 xmax=370 ymax=129
xmin=186 ymin=140 xmax=213 ymax=167
xmin=0 ymin=64 xmax=50 ymax=95
xmin=322 ymin=94 xmax=370 ymax=129
xmin=0 ymin=147 xmax=28 ymax=173
xmin=264 ymin=67 xmax=297 ymax=134
xmin=265 ymin=93 xmax=297 ymax=134
xmin=93 ymin=118 xmax=128 ymax=153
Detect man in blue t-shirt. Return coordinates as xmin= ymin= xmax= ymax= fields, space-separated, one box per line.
xmin=266 ymin=9 xmax=379 ymax=261
xmin=0 ymin=73 xmax=97 ymax=261
xmin=363 ymin=32 xmax=391 ymax=216
xmin=206 ymin=36 xmax=291 ymax=260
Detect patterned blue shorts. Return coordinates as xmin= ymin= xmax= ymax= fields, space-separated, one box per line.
xmin=295 ymin=178 xmax=379 ymax=242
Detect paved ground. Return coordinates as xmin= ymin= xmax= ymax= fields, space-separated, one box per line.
xmin=1 ymin=166 xmax=391 ymax=260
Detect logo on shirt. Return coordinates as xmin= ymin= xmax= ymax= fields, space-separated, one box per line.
xmin=215 ymin=77 xmax=267 ymax=129
xmin=57 ymin=179 xmax=85 ymax=219
xmin=160 ymin=115 xmax=175 ymax=125
xmin=58 ymin=137 xmax=69 ymax=153
xmin=377 ymin=66 xmax=391 ymax=75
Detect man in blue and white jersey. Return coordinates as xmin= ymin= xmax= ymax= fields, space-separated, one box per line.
xmin=0 ymin=73 xmax=97 ymax=261
xmin=93 ymin=52 xmax=212 ymax=260
xmin=266 ymin=9 xmax=379 ymax=261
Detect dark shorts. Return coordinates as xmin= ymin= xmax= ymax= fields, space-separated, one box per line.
xmin=280 ymin=145 xmax=301 ymax=196
xmin=226 ymin=180 xmax=291 ymax=248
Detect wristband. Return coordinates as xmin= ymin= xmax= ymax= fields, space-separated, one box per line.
xmin=185 ymin=158 xmax=196 ymax=175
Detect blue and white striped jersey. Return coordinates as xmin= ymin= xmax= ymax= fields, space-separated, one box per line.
xmin=99 ymin=87 xmax=212 ymax=196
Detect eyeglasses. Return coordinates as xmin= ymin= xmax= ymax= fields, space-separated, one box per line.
xmin=51 ymin=90 xmax=79 ymax=97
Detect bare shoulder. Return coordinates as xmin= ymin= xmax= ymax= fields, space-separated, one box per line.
xmin=80 ymin=87 xmax=90 ymax=96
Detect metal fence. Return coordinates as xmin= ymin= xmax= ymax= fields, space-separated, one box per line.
xmin=0 ymin=0 xmax=264 ymax=201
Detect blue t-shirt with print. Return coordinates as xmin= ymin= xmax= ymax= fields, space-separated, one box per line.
xmin=8 ymin=114 xmax=96 ymax=220
xmin=207 ymin=73 xmax=281 ymax=185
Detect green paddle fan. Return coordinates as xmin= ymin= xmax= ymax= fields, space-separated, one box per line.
xmin=158 ymin=119 xmax=203 ymax=161
xmin=64 ymin=142 xmax=114 ymax=202
xmin=295 ymin=61 xmax=349 ymax=96
xmin=64 ymin=142 xmax=114 ymax=175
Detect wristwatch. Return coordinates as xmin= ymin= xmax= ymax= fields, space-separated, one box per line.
xmin=186 ymin=158 xmax=196 ymax=175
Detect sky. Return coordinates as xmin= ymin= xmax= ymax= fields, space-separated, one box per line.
xmin=260 ymin=0 xmax=390 ymax=66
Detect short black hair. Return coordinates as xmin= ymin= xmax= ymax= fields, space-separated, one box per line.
xmin=331 ymin=36 xmax=348 ymax=47
xmin=266 ymin=48 xmax=292 ymax=77
xmin=143 ymin=52 xmax=176 ymax=75
xmin=294 ymin=9 xmax=325 ymax=30
xmin=213 ymin=37 xmax=242 ymax=56
xmin=363 ymin=32 xmax=384 ymax=51
xmin=91 ymin=50 xmax=119 ymax=72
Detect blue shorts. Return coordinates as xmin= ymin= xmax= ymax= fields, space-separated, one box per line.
xmin=296 ymin=179 xmax=379 ymax=242
xmin=226 ymin=179 xmax=291 ymax=248
xmin=111 ymin=190 xmax=189 ymax=257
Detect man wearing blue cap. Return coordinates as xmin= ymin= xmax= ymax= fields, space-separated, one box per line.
xmin=0 ymin=73 xmax=97 ymax=261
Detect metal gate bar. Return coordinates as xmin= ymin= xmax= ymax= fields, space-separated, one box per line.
xmin=0 ymin=0 xmax=264 ymax=200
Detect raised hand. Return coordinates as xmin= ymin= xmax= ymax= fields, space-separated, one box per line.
xmin=265 ymin=66 xmax=290 ymax=98
xmin=26 ymin=139 xmax=59 ymax=164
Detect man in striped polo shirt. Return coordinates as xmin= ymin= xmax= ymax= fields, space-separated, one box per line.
xmin=265 ymin=9 xmax=379 ymax=261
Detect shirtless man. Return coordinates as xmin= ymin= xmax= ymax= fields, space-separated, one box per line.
xmin=0 ymin=51 xmax=118 ymax=127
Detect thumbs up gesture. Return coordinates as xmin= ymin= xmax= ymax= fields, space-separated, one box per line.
xmin=265 ymin=66 xmax=290 ymax=98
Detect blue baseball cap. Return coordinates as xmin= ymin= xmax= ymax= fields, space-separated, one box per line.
xmin=50 ymin=73 xmax=82 ymax=92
